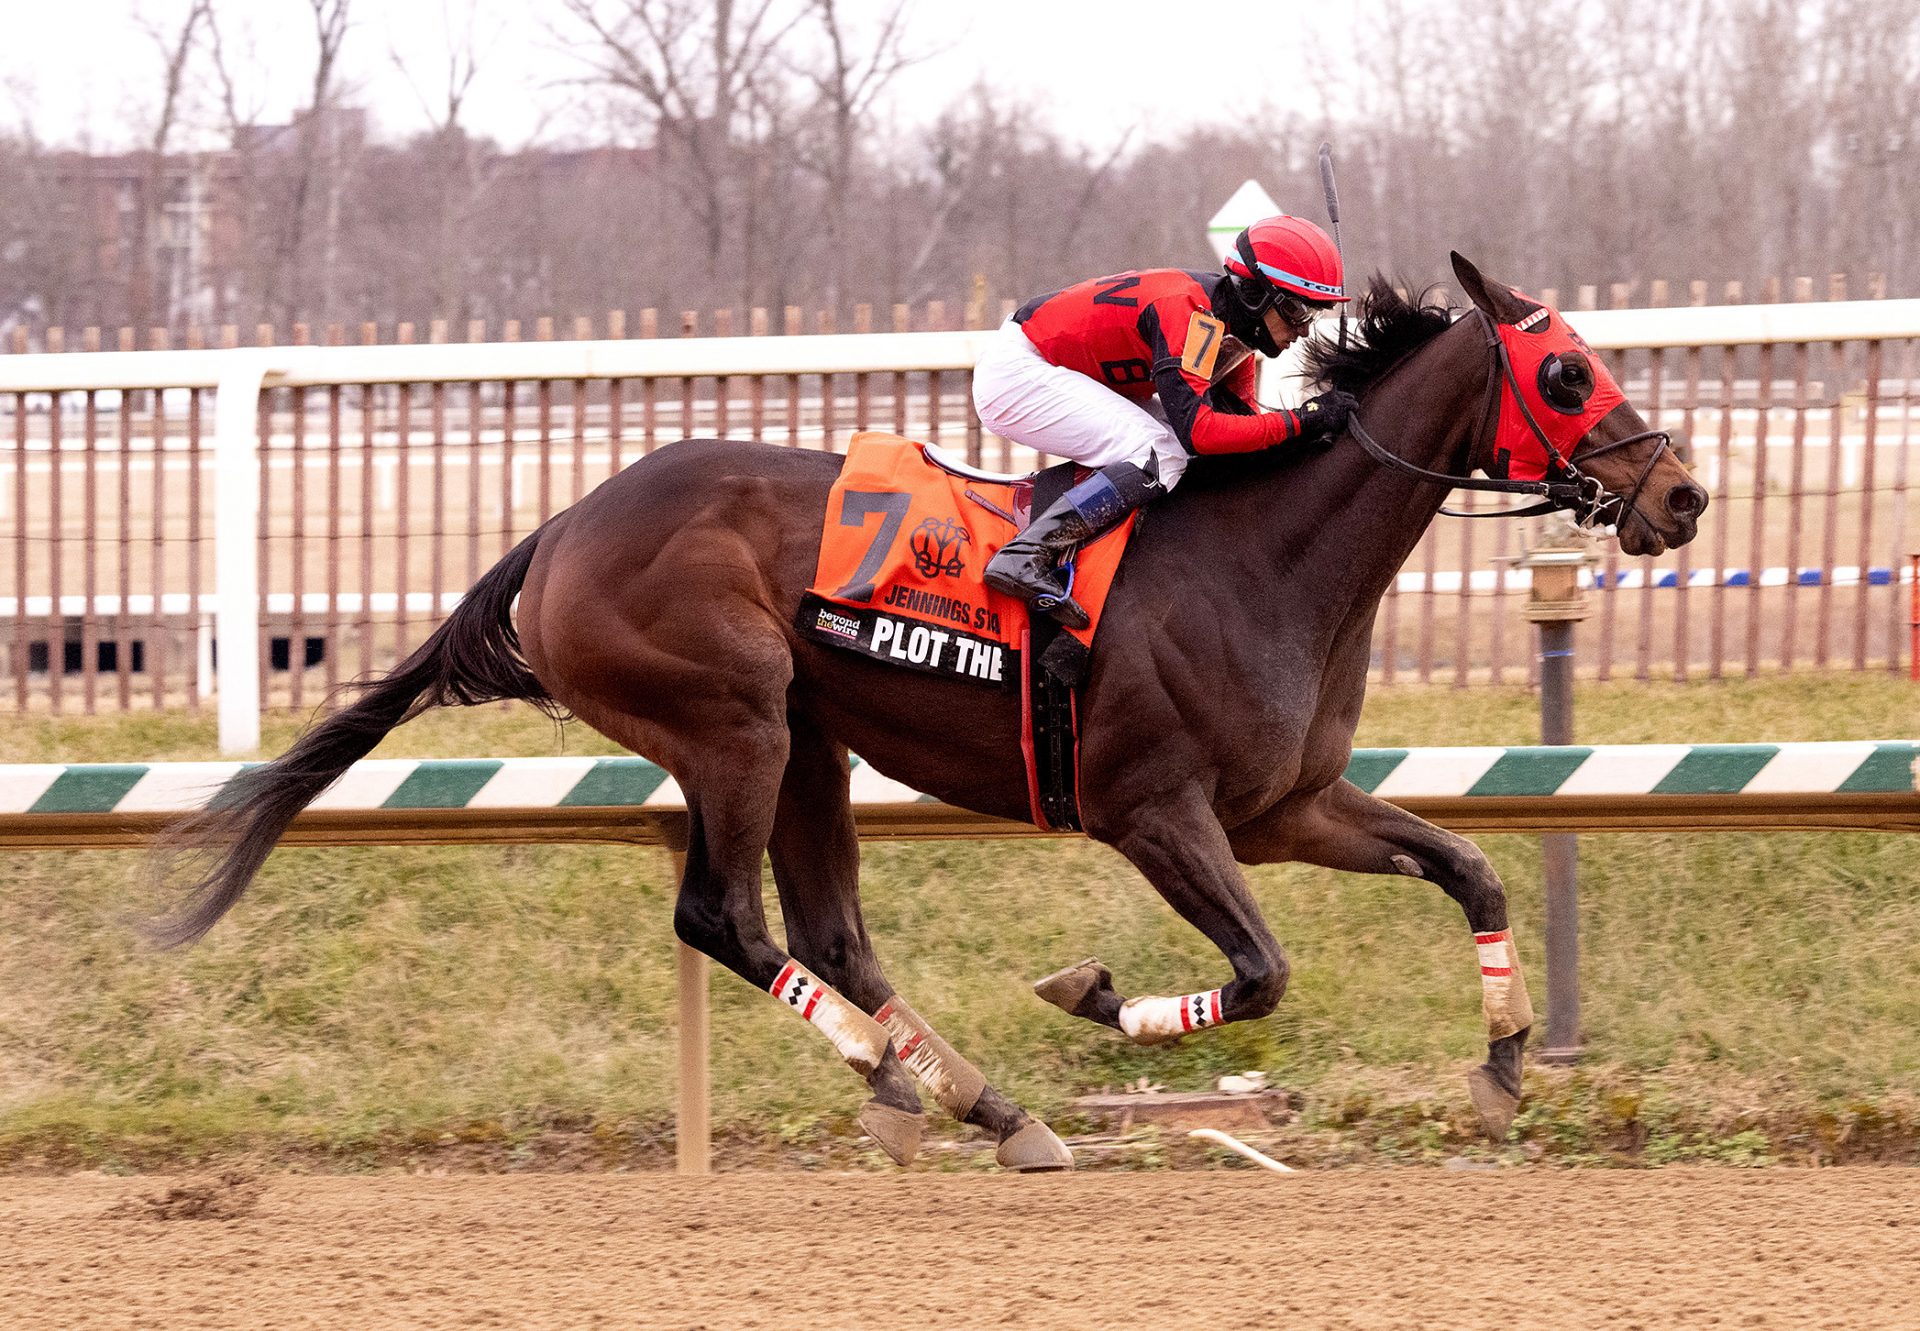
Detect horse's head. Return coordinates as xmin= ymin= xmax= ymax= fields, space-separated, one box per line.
xmin=1449 ymin=253 xmax=1707 ymax=556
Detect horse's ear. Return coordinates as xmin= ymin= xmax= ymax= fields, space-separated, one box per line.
xmin=1450 ymin=251 xmax=1537 ymax=325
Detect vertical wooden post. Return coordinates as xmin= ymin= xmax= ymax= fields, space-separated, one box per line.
xmin=679 ymin=311 xmax=700 ymax=447
xmin=46 ymin=327 xmax=63 ymax=716
xmin=1708 ymin=281 xmax=1742 ymax=679
xmin=713 ymin=309 xmax=733 ymax=440
xmin=640 ymin=309 xmax=659 ymax=454
xmin=358 ymin=322 xmax=379 ymax=680
xmin=607 ymin=311 xmax=627 ymax=481
xmin=816 ymin=309 xmax=836 ymax=452
xmin=81 ymin=327 xmax=100 ymax=714
xmin=669 ymin=840 xmax=710 ymax=1176
xmin=785 ymin=307 xmax=803 ymax=449
xmin=395 ymin=322 xmax=417 ymax=663
xmin=892 ymin=304 xmax=911 ymax=438
xmin=1910 ymin=553 xmax=1919 ymax=682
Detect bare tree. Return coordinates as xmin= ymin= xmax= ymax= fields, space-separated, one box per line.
xmin=202 ymin=0 xmax=359 ymax=325
xmin=893 ymin=86 xmax=1040 ymax=304
xmin=793 ymin=0 xmax=922 ymax=310
xmin=390 ymin=0 xmax=510 ymax=323
xmin=204 ymin=0 xmax=267 ymax=322
xmin=556 ymin=0 xmax=806 ymax=280
xmin=130 ymin=0 xmax=214 ymax=329
xmin=1815 ymin=0 xmax=1919 ymax=286
xmin=258 ymin=0 xmax=357 ymax=325
xmin=28 ymin=0 xmax=1909 ymax=336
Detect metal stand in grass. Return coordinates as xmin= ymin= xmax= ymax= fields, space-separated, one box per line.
xmin=1520 ymin=514 xmax=1598 ymax=1065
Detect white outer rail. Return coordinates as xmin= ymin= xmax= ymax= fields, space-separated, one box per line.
xmin=1 ymin=299 xmax=1916 ymax=396
xmin=2 ymin=298 xmax=1917 ymax=752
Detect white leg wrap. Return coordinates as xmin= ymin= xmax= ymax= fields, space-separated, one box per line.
xmin=874 ymin=995 xmax=987 ymax=1120
xmin=1116 ymin=988 xmax=1223 ymax=1045
xmin=1474 ymin=929 xmax=1535 ymax=1040
xmin=769 ymin=961 xmax=890 ymax=1076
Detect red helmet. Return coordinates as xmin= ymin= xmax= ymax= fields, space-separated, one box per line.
xmin=1223 ymin=215 xmax=1348 ymax=304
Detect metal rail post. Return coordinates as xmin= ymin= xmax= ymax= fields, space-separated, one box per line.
xmin=1521 ymin=520 xmax=1596 ymax=1064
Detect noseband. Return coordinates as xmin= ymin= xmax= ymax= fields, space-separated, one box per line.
xmin=1344 ymin=308 xmax=1672 ymax=526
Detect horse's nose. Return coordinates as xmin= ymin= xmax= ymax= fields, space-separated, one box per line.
xmin=1666 ymin=480 xmax=1708 ymax=523
xmin=1663 ymin=478 xmax=1707 ymax=542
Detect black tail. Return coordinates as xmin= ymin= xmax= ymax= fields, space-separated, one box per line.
xmin=146 ymin=529 xmax=555 ymax=948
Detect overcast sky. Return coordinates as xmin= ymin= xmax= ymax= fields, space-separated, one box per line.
xmin=1 ymin=0 xmax=1338 ymax=153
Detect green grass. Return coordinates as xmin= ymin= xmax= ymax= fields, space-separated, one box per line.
xmin=0 ymin=674 xmax=1914 ymax=1169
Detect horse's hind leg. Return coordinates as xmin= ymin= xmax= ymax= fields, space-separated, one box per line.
xmin=662 ymin=726 xmax=907 ymax=1132
xmin=1226 ymin=778 xmax=1534 ymax=1140
xmin=767 ymin=717 xmax=1072 ymax=1171
xmin=1039 ymin=784 xmax=1292 ymax=1044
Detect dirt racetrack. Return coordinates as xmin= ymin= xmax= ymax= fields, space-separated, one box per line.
xmin=4 ymin=1168 xmax=1916 ymax=1329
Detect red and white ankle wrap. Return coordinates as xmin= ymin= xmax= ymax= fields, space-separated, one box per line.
xmin=1473 ymin=929 xmax=1535 ymax=1040
xmin=1475 ymin=929 xmax=1514 ymax=977
xmin=1117 ymin=988 xmax=1224 ymax=1045
xmin=768 ymin=961 xmax=890 ymax=1075
xmin=874 ymin=994 xmax=987 ymax=1120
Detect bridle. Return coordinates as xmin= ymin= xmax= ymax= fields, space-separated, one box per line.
xmin=1343 ymin=307 xmax=1672 ymax=526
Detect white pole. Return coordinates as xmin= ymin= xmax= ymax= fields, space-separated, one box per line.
xmin=213 ymin=356 xmax=283 ymax=755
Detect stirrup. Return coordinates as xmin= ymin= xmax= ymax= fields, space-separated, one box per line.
xmin=1030 ymin=560 xmax=1076 ymax=611
xmin=1031 ymin=562 xmax=1088 ymax=628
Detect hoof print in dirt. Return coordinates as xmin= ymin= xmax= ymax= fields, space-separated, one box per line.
xmin=107 ymin=1171 xmax=266 ymax=1222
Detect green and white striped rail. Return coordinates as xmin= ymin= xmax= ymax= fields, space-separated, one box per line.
xmin=0 ymin=742 xmax=1913 ymax=849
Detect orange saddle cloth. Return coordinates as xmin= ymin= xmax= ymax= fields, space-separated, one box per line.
xmin=797 ymin=431 xmax=1135 ymax=688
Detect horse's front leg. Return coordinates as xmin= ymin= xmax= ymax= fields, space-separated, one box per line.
xmin=1037 ymin=784 xmax=1291 ymax=1045
xmin=1226 ymin=777 xmax=1533 ymax=1139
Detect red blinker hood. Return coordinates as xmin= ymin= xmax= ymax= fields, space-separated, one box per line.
xmin=1490 ymin=296 xmax=1625 ymax=482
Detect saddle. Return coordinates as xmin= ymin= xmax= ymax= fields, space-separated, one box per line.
xmin=796 ymin=432 xmax=1141 ymax=831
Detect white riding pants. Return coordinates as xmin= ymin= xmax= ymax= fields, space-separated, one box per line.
xmin=972 ymin=321 xmax=1191 ymax=490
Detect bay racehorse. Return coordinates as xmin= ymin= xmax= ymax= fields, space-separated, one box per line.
xmin=152 ymin=254 xmax=1706 ymax=1170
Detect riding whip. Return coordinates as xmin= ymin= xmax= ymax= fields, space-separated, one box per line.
xmin=1317 ymin=141 xmax=1348 ymax=351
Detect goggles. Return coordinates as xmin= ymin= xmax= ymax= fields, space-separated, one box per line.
xmin=1269 ymin=289 xmax=1330 ymax=331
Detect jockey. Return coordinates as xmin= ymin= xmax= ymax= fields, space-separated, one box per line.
xmin=974 ymin=214 xmax=1358 ymax=628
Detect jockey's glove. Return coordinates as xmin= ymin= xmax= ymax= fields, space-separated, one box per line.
xmin=1294 ymin=389 xmax=1358 ymax=447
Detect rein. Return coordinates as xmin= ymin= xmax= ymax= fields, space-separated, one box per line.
xmin=1344 ymin=308 xmax=1671 ymax=526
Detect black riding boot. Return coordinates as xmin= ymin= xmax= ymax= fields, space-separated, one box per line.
xmin=984 ymin=462 xmax=1158 ymax=629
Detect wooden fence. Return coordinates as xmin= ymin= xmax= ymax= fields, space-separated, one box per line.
xmin=0 ymin=288 xmax=1916 ymax=717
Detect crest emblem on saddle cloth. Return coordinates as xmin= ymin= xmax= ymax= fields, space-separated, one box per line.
xmin=909 ymin=516 xmax=970 ymax=578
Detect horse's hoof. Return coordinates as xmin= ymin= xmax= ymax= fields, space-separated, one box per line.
xmin=996 ymin=1119 xmax=1074 ymax=1172
xmin=1033 ymin=958 xmax=1111 ymax=1015
xmin=857 ymin=1099 xmax=924 ymax=1167
xmin=1466 ymin=1065 xmax=1521 ymax=1141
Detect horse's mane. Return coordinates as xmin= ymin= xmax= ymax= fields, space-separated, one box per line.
xmin=1299 ymin=276 xmax=1457 ymax=395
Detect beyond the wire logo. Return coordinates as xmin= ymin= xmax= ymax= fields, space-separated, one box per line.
xmin=813 ymin=607 xmax=862 ymax=641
